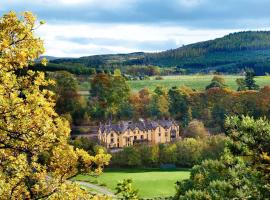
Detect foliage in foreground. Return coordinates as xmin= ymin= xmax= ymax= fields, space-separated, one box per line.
xmin=174 ymin=116 xmax=270 ymax=199
xmin=115 ymin=179 xmax=139 ymax=200
xmin=111 ymin=135 xmax=226 ymax=168
xmin=0 ymin=12 xmax=111 ymax=199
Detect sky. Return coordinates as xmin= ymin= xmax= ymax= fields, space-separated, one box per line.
xmin=1 ymin=0 xmax=270 ymax=57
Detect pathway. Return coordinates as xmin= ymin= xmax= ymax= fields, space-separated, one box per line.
xmin=75 ymin=181 xmax=115 ymax=196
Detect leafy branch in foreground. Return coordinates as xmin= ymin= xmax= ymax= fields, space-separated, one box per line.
xmin=115 ymin=179 xmax=139 ymax=200
xmin=174 ymin=116 xmax=270 ymax=199
xmin=0 ymin=11 xmax=111 ymax=199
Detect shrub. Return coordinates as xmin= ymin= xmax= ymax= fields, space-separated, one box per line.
xmin=155 ymin=76 xmax=164 ymax=80
xmin=183 ymin=120 xmax=209 ymax=138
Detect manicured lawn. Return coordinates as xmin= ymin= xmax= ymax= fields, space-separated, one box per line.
xmin=128 ymin=75 xmax=270 ymax=91
xmin=75 ymin=168 xmax=190 ymax=198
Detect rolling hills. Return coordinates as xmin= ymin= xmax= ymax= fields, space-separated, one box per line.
xmin=42 ymin=31 xmax=270 ymax=75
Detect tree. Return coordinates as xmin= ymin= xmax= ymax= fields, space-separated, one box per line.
xmin=48 ymin=71 xmax=80 ymax=114
xmin=237 ymin=69 xmax=260 ymax=91
xmin=236 ymin=78 xmax=246 ymax=91
xmin=115 ymin=179 xmax=139 ymax=200
xmin=205 ymin=75 xmax=227 ymax=90
xmin=0 ymin=12 xmax=111 ymax=199
xmin=174 ymin=116 xmax=270 ymax=199
xmin=169 ymin=87 xmax=192 ymax=126
xmin=183 ymin=120 xmax=209 ymax=139
xmin=244 ymin=69 xmax=259 ymax=90
xmin=149 ymin=86 xmax=169 ymax=118
xmin=129 ymin=88 xmax=152 ymax=118
xmin=90 ymin=71 xmax=130 ymax=120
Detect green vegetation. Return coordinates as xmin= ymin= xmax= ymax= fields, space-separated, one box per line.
xmin=75 ymin=169 xmax=190 ymax=198
xmin=128 ymin=75 xmax=270 ymax=91
xmin=175 ymin=116 xmax=270 ymax=199
xmin=111 ymin=135 xmax=227 ymax=168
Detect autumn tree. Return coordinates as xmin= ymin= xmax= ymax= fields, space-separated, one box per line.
xmin=90 ymin=71 xmax=130 ymax=120
xmin=168 ymin=86 xmax=192 ymax=126
xmin=48 ymin=71 xmax=90 ymax=125
xmin=149 ymin=86 xmax=169 ymax=118
xmin=0 ymin=11 xmax=110 ymax=199
xmin=205 ymin=75 xmax=227 ymax=90
xmin=183 ymin=120 xmax=209 ymax=139
xmin=129 ymin=88 xmax=152 ymax=119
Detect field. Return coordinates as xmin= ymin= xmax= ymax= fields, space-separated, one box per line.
xmin=75 ymin=168 xmax=190 ymax=198
xmin=128 ymin=75 xmax=270 ymax=91
xmin=78 ymin=75 xmax=270 ymax=93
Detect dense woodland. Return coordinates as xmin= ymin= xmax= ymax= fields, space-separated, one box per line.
xmin=51 ymin=69 xmax=269 ymax=133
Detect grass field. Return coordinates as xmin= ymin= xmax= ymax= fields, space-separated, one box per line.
xmin=75 ymin=168 xmax=190 ymax=198
xmin=78 ymin=75 xmax=270 ymax=92
xmin=128 ymin=75 xmax=270 ymax=91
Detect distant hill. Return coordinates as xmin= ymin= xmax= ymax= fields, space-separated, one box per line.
xmin=43 ymin=31 xmax=270 ymax=75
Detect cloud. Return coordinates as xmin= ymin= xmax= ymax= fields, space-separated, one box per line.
xmin=35 ymin=23 xmax=237 ymax=57
xmin=1 ymin=0 xmax=270 ymax=56
xmin=2 ymin=0 xmax=270 ymax=28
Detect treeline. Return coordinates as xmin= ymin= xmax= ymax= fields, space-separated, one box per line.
xmin=110 ymin=135 xmax=227 ymax=168
xmin=89 ymin=70 xmax=270 ymax=133
xmin=49 ymin=69 xmax=270 ymax=133
xmin=146 ymin=31 xmax=270 ymax=61
xmin=34 ymin=63 xmax=96 ymax=75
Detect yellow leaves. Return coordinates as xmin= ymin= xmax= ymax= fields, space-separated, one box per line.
xmin=261 ymin=152 xmax=270 ymax=161
xmin=0 ymin=11 xmax=112 ymax=199
xmin=41 ymin=57 xmax=48 ymax=66
xmin=48 ymin=182 xmax=93 ymax=200
xmin=193 ymin=173 xmax=205 ymax=186
xmin=0 ymin=11 xmax=44 ymax=71
xmin=23 ymin=11 xmax=36 ymax=28
xmin=0 ymin=39 xmax=9 ymax=49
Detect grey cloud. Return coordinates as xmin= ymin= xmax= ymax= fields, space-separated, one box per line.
xmin=2 ymin=0 xmax=270 ymax=29
xmin=55 ymin=36 xmax=179 ymax=51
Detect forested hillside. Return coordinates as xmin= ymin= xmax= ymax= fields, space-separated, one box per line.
xmin=40 ymin=31 xmax=270 ymax=75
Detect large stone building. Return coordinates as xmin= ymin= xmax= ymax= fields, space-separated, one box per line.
xmin=98 ymin=120 xmax=180 ymax=148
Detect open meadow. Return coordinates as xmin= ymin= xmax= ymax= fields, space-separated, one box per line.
xmin=128 ymin=75 xmax=270 ymax=91
xmin=75 ymin=168 xmax=190 ymax=198
xmin=78 ymin=75 xmax=270 ymax=93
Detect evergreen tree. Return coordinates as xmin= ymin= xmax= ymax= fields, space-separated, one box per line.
xmin=244 ymin=69 xmax=259 ymax=90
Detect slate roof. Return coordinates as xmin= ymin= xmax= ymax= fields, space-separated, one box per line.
xmin=99 ymin=119 xmax=177 ymax=134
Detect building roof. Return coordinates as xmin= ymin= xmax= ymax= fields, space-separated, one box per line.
xmin=99 ymin=119 xmax=177 ymax=134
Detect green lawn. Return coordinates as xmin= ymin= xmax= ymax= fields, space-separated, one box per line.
xmin=128 ymin=75 xmax=270 ymax=91
xmin=75 ymin=168 xmax=190 ymax=198
xmin=78 ymin=75 xmax=270 ymax=92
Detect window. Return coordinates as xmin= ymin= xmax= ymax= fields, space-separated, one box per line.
xmin=141 ymin=135 xmax=144 ymax=139
xmin=159 ymin=133 xmax=161 ymax=137
xmin=111 ymin=133 xmax=114 ymax=137
xmin=111 ymin=138 xmax=114 ymax=143
xmin=165 ymin=132 xmax=168 ymax=137
xmin=134 ymin=136 xmax=137 ymax=140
